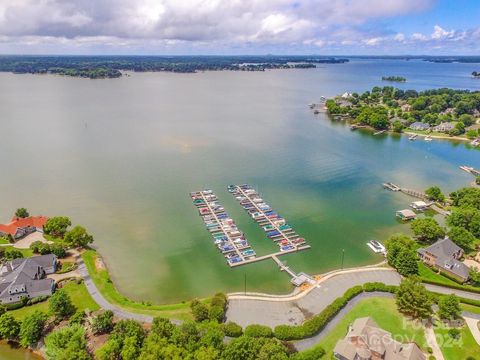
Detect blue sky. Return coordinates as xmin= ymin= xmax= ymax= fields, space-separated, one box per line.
xmin=0 ymin=0 xmax=479 ymax=55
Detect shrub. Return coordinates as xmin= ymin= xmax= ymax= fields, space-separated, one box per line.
xmin=448 ymin=328 xmax=460 ymax=339
xmin=209 ymin=305 xmax=225 ymax=323
xmin=190 ymin=300 xmax=209 ymax=322
xmin=244 ymin=324 xmax=273 ymax=338
xmin=223 ymin=321 xmax=243 ymax=337
xmin=69 ymin=311 xmax=86 ymax=326
xmin=92 ymin=310 xmax=114 ymax=334
xmin=291 ymin=345 xmax=326 ymax=360
xmin=49 ymin=289 xmax=76 ymax=319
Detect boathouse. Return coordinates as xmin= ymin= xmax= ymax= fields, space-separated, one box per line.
xmin=396 ymin=209 xmax=416 ymax=221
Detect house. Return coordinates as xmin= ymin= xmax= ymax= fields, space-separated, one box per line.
xmin=396 ymin=209 xmax=417 ymax=221
xmin=417 ymin=237 xmax=469 ymax=283
xmin=409 ymin=122 xmax=430 ymax=131
xmin=0 ymin=216 xmax=48 ymax=240
xmin=333 ymin=317 xmax=425 ymax=360
xmin=432 ymin=122 xmax=455 ymax=133
xmin=401 ymin=104 xmax=412 ymax=112
xmin=0 ymin=254 xmax=57 ymax=304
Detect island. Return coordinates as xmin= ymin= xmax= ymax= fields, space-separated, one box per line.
xmin=324 ymin=87 xmax=480 ymax=141
xmin=0 ymin=55 xmax=349 ymax=79
xmin=381 ymin=76 xmax=406 ymax=82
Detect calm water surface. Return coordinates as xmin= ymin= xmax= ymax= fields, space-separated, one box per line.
xmin=1 ymin=59 xmax=480 ymax=303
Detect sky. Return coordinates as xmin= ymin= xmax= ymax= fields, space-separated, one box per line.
xmin=0 ymin=0 xmax=479 ymax=55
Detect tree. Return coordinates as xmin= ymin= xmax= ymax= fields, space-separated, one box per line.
xmin=450 ymin=188 xmax=480 ymax=209
xmin=43 ymin=216 xmax=71 ymax=238
xmin=437 ymin=294 xmax=461 ymax=320
xmin=121 ymin=336 xmax=141 ymax=360
xmin=49 ymin=289 xmax=76 ymax=319
xmin=15 ymin=208 xmax=29 ymax=218
xmin=447 ymin=206 xmax=480 ymax=238
xmin=4 ymin=249 xmax=23 ymax=260
xmin=50 ymin=244 xmax=67 ymax=258
xmin=396 ymin=277 xmax=433 ymax=319
xmin=190 ymin=300 xmax=209 ymax=322
xmin=385 ymin=234 xmax=416 ymax=267
xmin=64 ymin=225 xmax=93 ymax=248
xmin=45 ymin=324 xmax=90 ymax=360
xmin=223 ymin=336 xmax=264 ymax=360
xmin=410 ymin=218 xmax=445 ymax=243
xmin=394 ymin=249 xmax=419 ymax=276
xmin=392 ymin=120 xmax=404 ymax=133
xmin=469 ymin=267 xmax=480 ymax=284
xmin=448 ymin=226 xmax=476 ymax=250
xmin=19 ymin=311 xmax=48 ymax=347
xmin=458 ymin=114 xmax=475 ymax=127
xmin=151 ymin=317 xmax=175 ymax=338
xmin=92 ymin=310 xmax=114 ymax=335
xmin=425 ymin=186 xmax=445 ymax=202
xmin=0 ymin=313 xmax=20 ymax=340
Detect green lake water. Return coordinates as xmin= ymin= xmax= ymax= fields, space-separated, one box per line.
xmin=1 ymin=59 xmax=480 ymax=304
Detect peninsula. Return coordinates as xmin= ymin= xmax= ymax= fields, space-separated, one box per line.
xmin=0 ymin=55 xmax=348 ymax=79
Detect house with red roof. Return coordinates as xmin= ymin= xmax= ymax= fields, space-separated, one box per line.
xmin=0 ymin=216 xmax=48 ymax=241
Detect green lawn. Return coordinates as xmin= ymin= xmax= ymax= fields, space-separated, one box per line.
xmin=10 ymin=281 xmax=99 ymax=319
xmin=82 ymin=249 xmax=196 ymax=321
xmin=461 ymin=303 xmax=480 ymax=315
xmin=418 ymin=262 xmax=460 ymax=287
xmin=315 ymin=297 xmax=427 ymax=357
xmin=434 ymin=324 xmax=480 ymax=360
xmin=0 ymin=237 xmax=10 ymax=244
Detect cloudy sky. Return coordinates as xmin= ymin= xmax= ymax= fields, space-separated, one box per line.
xmin=0 ymin=0 xmax=479 ymax=55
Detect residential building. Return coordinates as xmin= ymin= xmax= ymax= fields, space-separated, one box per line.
xmin=417 ymin=237 xmax=469 ymax=283
xmin=0 ymin=216 xmax=48 ymax=240
xmin=409 ymin=122 xmax=430 ymax=131
xmin=0 ymin=254 xmax=57 ymax=304
xmin=432 ymin=122 xmax=455 ymax=133
xmin=333 ymin=317 xmax=425 ymax=360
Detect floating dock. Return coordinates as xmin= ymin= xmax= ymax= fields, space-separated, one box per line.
xmin=228 ymin=184 xmax=310 ymax=252
xmin=460 ymin=165 xmax=480 ymax=177
xmin=190 ymin=190 xmax=256 ymax=267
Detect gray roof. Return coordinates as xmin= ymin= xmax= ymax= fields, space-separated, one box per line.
xmin=0 ymin=254 xmax=57 ymax=303
xmin=418 ymin=238 xmax=469 ymax=280
xmin=334 ymin=317 xmax=425 ymax=360
xmin=410 ymin=122 xmax=430 ymax=129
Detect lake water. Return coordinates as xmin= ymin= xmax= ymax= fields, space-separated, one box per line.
xmin=1 ymin=59 xmax=480 ymax=303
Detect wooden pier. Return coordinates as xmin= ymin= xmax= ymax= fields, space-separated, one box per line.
xmin=229 ymin=245 xmax=311 ymax=268
xmin=460 ymin=165 xmax=480 ymax=177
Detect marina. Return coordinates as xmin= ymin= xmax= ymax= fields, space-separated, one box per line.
xmin=228 ymin=184 xmax=311 ymax=252
xmin=190 ymin=190 xmax=255 ymax=267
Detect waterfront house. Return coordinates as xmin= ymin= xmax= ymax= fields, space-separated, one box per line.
xmin=432 ymin=122 xmax=455 ymax=133
xmin=0 ymin=254 xmax=57 ymax=304
xmin=0 ymin=216 xmax=48 ymax=241
xmin=417 ymin=238 xmax=469 ymax=283
xmin=396 ymin=209 xmax=417 ymax=221
xmin=409 ymin=122 xmax=430 ymax=131
xmin=333 ymin=317 xmax=425 ymax=360
xmin=410 ymin=201 xmax=429 ymax=211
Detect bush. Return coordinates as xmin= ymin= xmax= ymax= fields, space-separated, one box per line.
xmin=363 ymin=282 xmax=397 ymax=293
xmin=209 ymin=305 xmax=225 ymax=323
xmin=69 ymin=311 xmax=86 ymax=326
xmin=291 ymin=345 xmax=326 ymax=360
xmin=223 ymin=321 xmax=243 ymax=337
xmin=190 ymin=300 xmax=209 ymax=322
xmin=244 ymin=324 xmax=273 ymax=338
xmin=448 ymin=328 xmax=460 ymax=340
xmin=92 ymin=310 xmax=114 ymax=334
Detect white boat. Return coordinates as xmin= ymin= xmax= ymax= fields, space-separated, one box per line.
xmin=408 ymin=134 xmax=417 ymax=140
xmin=424 ymin=135 xmax=432 ymax=142
xmin=367 ymin=240 xmax=386 ymax=254
xmin=470 ymin=139 xmax=480 ymax=147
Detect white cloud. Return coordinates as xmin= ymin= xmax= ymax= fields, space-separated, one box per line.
xmin=0 ymin=0 xmax=477 ymax=54
xmin=431 ymin=25 xmax=454 ymax=40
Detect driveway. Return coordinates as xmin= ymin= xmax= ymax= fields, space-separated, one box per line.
xmin=13 ymin=231 xmax=52 ymax=249
xmin=226 ymin=269 xmax=401 ymax=328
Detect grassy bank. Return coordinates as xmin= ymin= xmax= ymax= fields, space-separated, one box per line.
xmin=81 ymin=249 xmax=195 ymax=321
xmin=315 ymin=297 xmax=427 ymax=356
xmin=10 ymin=281 xmax=99 ymax=319
xmin=434 ymin=324 xmax=480 ymax=360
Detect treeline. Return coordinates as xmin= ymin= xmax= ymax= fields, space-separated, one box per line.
xmin=326 ymin=86 xmax=480 ymax=133
xmin=0 ymin=56 xmax=348 ymax=78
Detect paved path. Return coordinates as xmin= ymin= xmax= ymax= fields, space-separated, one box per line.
xmin=226 ymin=269 xmax=401 ymax=328
xmin=293 ymin=292 xmax=394 ymax=351
xmin=424 ymin=324 xmax=445 ymax=360
xmin=77 ymin=257 xmax=154 ymax=323
xmin=465 ymin=316 xmax=480 ymax=346
xmin=424 ymin=283 xmax=480 ymax=301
